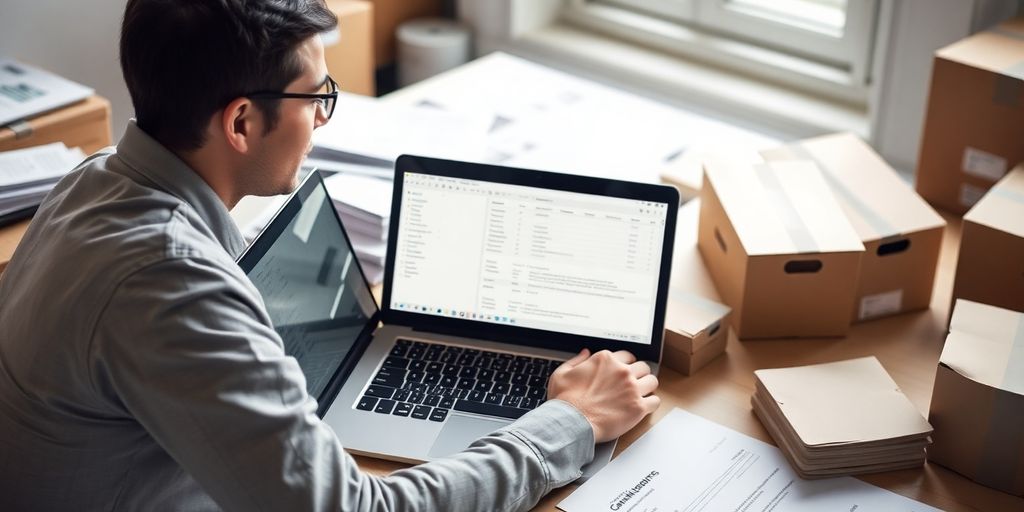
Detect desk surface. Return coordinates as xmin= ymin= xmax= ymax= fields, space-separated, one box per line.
xmin=1 ymin=195 xmax=1020 ymax=510
xmin=354 ymin=203 xmax=1022 ymax=512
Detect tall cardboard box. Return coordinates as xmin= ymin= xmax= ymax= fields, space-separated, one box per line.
xmin=662 ymin=200 xmax=731 ymax=375
xmin=951 ymin=165 xmax=1024 ymax=314
xmin=324 ymin=0 xmax=376 ymax=96
xmin=697 ymin=159 xmax=864 ymax=339
xmin=761 ymin=133 xmax=946 ymax=322
xmin=0 ymin=95 xmax=111 ymax=155
xmin=915 ymin=17 xmax=1024 ymax=214
xmin=368 ymin=0 xmax=442 ymax=66
xmin=928 ymin=300 xmax=1024 ymax=496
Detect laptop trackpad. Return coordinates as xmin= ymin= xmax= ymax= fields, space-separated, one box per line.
xmin=428 ymin=414 xmax=511 ymax=458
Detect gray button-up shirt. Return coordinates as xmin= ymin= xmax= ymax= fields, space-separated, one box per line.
xmin=0 ymin=122 xmax=595 ymax=511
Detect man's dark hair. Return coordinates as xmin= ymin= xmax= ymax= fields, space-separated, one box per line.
xmin=120 ymin=0 xmax=337 ymax=152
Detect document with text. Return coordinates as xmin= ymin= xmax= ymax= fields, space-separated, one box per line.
xmin=559 ymin=408 xmax=941 ymax=512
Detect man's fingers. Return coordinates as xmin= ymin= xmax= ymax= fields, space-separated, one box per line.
xmin=637 ymin=374 xmax=659 ymax=396
xmin=611 ymin=350 xmax=637 ymax=365
xmin=641 ymin=394 xmax=661 ymax=414
xmin=560 ymin=348 xmax=590 ymax=370
xmin=629 ymin=361 xmax=652 ymax=379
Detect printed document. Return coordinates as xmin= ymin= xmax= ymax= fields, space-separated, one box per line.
xmin=558 ymin=408 xmax=941 ymax=512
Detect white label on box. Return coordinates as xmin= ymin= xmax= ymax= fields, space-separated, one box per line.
xmin=859 ymin=289 xmax=903 ymax=320
xmin=962 ymin=147 xmax=1008 ymax=182
xmin=959 ymin=183 xmax=988 ymax=208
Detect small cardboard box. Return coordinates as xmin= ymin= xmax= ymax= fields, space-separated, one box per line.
xmin=927 ymin=299 xmax=1024 ymax=496
xmin=697 ymin=159 xmax=864 ymax=339
xmin=915 ymin=17 xmax=1024 ymax=214
xmin=367 ymin=0 xmax=442 ymax=66
xmin=951 ymin=165 xmax=1024 ymax=315
xmin=761 ymin=133 xmax=946 ymax=322
xmin=0 ymin=95 xmax=111 ymax=155
xmin=324 ymin=0 xmax=376 ymax=96
xmin=662 ymin=199 xmax=731 ymax=375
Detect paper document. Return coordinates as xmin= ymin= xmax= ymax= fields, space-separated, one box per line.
xmin=0 ymin=58 xmax=94 ymax=126
xmin=559 ymin=408 xmax=940 ymax=512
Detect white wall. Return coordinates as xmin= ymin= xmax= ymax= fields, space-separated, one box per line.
xmin=0 ymin=0 xmax=132 ymax=141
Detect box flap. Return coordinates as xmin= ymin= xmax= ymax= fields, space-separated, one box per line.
xmin=703 ymin=159 xmax=863 ymax=256
xmin=964 ymin=166 xmax=1024 ymax=238
xmin=937 ymin=17 xmax=1024 ymax=79
xmin=761 ymin=133 xmax=945 ymax=242
xmin=943 ymin=299 xmax=1024 ymax=395
xmin=667 ymin=287 xmax=730 ymax=338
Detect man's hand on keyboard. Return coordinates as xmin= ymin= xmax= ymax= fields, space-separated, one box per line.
xmin=547 ymin=349 xmax=660 ymax=443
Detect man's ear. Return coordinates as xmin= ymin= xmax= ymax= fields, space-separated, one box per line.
xmin=220 ymin=97 xmax=259 ymax=154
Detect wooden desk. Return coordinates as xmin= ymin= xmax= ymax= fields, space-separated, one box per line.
xmin=354 ymin=202 xmax=1023 ymax=512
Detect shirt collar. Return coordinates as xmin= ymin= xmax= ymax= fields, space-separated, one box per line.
xmin=114 ymin=121 xmax=246 ymax=258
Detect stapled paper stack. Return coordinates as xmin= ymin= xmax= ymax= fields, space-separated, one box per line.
xmin=752 ymin=356 xmax=933 ymax=478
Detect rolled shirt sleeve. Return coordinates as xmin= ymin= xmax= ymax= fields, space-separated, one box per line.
xmin=91 ymin=256 xmax=595 ymax=511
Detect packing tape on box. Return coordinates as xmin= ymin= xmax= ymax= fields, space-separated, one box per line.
xmin=787 ymin=143 xmax=900 ymax=241
xmin=975 ymin=314 xmax=1024 ymax=490
xmin=669 ymin=287 xmax=730 ymax=317
xmin=992 ymin=185 xmax=1024 ymax=204
xmin=754 ymin=163 xmax=820 ymax=253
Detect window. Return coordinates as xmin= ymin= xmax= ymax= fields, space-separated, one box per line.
xmin=565 ymin=0 xmax=880 ymax=103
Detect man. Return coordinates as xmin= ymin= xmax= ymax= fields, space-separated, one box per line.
xmin=0 ymin=1 xmax=660 ymax=510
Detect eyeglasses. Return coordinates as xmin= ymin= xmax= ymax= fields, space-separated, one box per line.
xmin=247 ymin=75 xmax=338 ymax=120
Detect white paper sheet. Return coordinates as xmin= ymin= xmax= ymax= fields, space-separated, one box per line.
xmin=558 ymin=408 xmax=941 ymax=512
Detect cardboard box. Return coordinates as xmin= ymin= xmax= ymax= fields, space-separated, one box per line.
xmin=662 ymin=199 xmax=731 ymax=375
xmin=323 ymin=0 xmax=375 ymax=96
xmin=951 ymin=165 xmax=1024 ymax=315
xmin=368 ymin=0 xmax=442 ymax=66
xmin=927 ymin=300 xmax=1024 ymax=496
xmin=915 ymin=17 xmax=1024 ymax=215
xmin=697 ymin=159 xmax=864 ymax=339
xmin=0 ymin=95 xmax=111 ymax=155
xmin=761 ymin=133 xmax=946 ymax=322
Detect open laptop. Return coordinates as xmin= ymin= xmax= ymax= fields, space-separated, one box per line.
xmin=237 ymin=155 xmax=678 ymax=476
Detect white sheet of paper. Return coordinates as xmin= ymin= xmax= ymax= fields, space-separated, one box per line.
xmin=559 ymin=408 xmax=941 ymax=512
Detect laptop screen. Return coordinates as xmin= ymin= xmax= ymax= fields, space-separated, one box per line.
xmin=238 ymin=172 xmax=377 ymax=402
xmin=388 ymin=171 xmax=670 ymax=345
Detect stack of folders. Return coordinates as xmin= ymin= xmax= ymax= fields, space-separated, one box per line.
xmin=323 ymin=172 xmax=392 ymax=285
xmin=0 ymin=143 xmax=84 ymax=225
xmin=751 ymin=356 xmax=933 ymax=479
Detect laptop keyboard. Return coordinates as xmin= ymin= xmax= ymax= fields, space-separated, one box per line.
xmin=355 ymin=339 xmax=564 ymax=423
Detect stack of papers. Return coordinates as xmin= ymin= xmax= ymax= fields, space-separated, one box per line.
xmin=323 ymin=172 xmax=392 ymax=285
xmin=0 ymin=142 xmax=84 ymax=224
xmin=309 ymin=92 xmax=488 ymax=176
xmin=751 ymin=356 xmax=933 ymax=478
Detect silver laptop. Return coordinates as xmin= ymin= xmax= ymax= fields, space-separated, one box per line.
xmin=237 ymin=155 xmax=679 ymax=478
